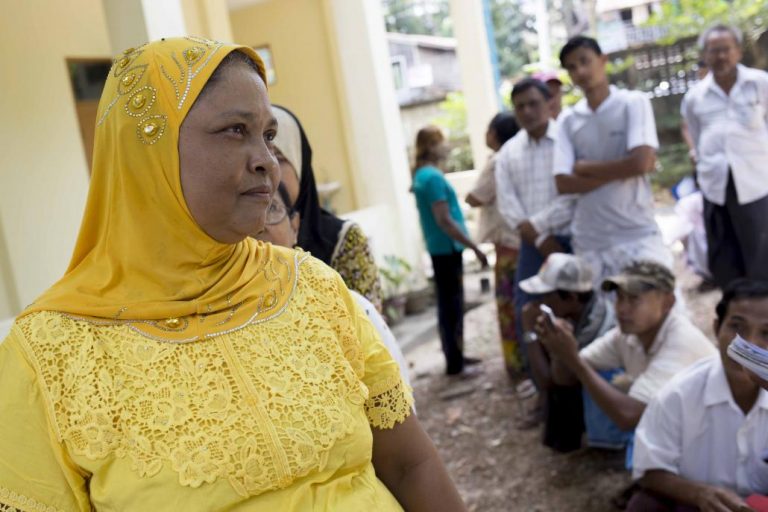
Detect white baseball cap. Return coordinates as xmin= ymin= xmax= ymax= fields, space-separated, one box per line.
xmin=519 ymin=253 xmax=594 ymax=294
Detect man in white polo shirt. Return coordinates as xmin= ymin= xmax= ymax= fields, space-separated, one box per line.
xmin=682 ymin=24 xmax=768 ymax=288
xmin=553 ymin=36 xmax=672 ymax=284
xmin=630 ymin=279 xmax=768 ymax=511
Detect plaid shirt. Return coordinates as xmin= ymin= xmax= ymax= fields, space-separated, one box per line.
xmin=495 ymin=120 xmax=573 ymax=238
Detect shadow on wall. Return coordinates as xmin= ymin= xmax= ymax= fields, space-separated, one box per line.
xmin=0 ymin=217 xmax=21 ymax=322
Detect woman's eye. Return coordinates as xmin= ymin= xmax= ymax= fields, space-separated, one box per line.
xmin=225 ymin=124 xmax=247 ymax=136
xmin=265 ymin=130 xmax=277 ymax=142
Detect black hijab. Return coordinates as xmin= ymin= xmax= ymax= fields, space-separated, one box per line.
xmin=272 ymin=105 xmax=345 ymax=264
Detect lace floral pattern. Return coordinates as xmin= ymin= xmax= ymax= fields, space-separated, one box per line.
xmin=14 ymin=256 xmax=411 ymax=498
xmin=0 ymin=486 xmax=60 ymax=512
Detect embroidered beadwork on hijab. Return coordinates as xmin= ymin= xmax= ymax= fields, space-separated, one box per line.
xmin=0 ymin=37 xmax=465 ymax=511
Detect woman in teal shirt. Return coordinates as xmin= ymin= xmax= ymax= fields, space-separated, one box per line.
xmin=412 ymin=126 xmax=488 ymax=375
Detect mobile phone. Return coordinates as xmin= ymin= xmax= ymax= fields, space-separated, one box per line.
xmin=539 ymin=304 xmax=556 ymax=328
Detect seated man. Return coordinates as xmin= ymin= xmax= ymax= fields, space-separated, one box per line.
xmin=539 ymin=261 xmax=716 ymax=457
xmin=518 ymin=253 xmax=616 ymax=451
xmin=630 ymin=279 xmax=768 ymax=512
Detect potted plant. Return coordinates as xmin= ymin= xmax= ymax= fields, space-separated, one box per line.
xmin=379 ymin=255 xmax=411 ymax=325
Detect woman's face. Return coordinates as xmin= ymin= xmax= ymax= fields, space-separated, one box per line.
xmin=256 ymin=191 xmax=300 ymax=248
xmin=179 ymin=62 xmax=280 ymax=244
xmin=275 ymin=147 xmax=300 ymax=205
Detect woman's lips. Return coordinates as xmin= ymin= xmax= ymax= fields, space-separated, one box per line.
xmin=241 ymin=185 xmax=272 ymax=199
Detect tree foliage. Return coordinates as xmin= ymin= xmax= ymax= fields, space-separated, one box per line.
xmin=646 ymin=0 xmax=768 ymax=45
xmin=490 ymin=0 xmax=536 ymax=78
xmin=381 ymin=0 xmax=453 ymax=37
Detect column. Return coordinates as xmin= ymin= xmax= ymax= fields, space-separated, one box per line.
xmin=102 ymin=0 xmax=187 ymax=52
xmin=449 ymin=0 xmax=501 ymax=170
xmin=322 ymin=0 xmax=424 ymax=266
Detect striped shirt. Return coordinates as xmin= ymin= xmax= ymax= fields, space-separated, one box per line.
xmin=495 ymin=120 xmax=574 ymax=239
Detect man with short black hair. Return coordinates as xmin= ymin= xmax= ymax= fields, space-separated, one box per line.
xmin=554 ymin=36 xmax=671 ymax=285
xmin=539 ymin=261 xmax=715 ymax=455
xmin=682 ymin=23 xmax=768 ymax=288
xmin=495 ymin=79 xmax=575 ymax=359
xmin=630 ymin=279 xmax=768 ymax=511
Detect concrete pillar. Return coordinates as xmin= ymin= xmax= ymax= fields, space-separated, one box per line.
xmin=102 ymin=0 xmax=187 ymax=52
xmin=182 ymin=0 xmax=234 ymax=42
xmin=449 ymin=0 xmax=500 ymax=170
xmin=321 ymin=0 xmax=424 ymax=266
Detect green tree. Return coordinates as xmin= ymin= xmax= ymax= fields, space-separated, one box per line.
xmin=646 ymin=0 xmax=768 ymax=45
xmin=431 ymin=92 xmax=474 ymax=172
xmin=381 ymin=0 xmax=453 ymax=37
xmin=490 ymin=0 xmax=536 ymax=78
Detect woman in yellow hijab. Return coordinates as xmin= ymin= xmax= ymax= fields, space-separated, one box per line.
xmin=0 ymin=37 xmax=465 ymax=511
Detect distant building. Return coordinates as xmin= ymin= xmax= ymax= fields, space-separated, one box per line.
xmin=386 ymin=33 xmax=462 ymax=160
xmin=595 ymin=0 xmax=664 ymax=52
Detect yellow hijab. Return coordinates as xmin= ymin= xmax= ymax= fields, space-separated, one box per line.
xmin=23 ymin=37 xmax=296 ymax=342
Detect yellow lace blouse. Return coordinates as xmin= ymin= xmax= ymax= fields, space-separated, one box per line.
xmin=0 ymin=252 xmax=412 ymax=511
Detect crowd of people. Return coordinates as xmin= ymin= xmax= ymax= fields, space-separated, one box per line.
xmin=413 ymin=24 xmax=768 ymax=511
xmin=1 ymin=20 xmax=768 ymax=512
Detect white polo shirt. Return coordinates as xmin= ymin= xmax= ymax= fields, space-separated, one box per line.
xmin=579 ymin=311 xmax=716 ymax=403
xmin=633 ymin=356 xmax=768 ymax=496
xmin=682 ymin=64 xmax=768 ymax=205
xmin=554 ymin=86 xmax=660 ymax=252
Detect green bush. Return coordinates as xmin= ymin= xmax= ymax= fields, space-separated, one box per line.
xmin=653 ymin=142 xmax=693 ymax=190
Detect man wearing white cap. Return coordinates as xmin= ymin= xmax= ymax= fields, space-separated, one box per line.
xmin=519 ymin=253 xmax=615 ymax=451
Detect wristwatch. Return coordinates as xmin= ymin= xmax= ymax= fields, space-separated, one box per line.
xmin=523 ymin=331 xmax=539 ymax=344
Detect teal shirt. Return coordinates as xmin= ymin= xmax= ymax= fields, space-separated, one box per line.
xmin=412 ymin=166 xmax=467 ymax=255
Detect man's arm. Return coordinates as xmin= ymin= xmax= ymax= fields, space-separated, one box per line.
xmin=529 ymin=195 xmax=575 ymax=237
xmin=539 ymin=318 xmax=645 ymax=430
xmin=494 ymin=151 xmax=529 ymax=230
xmin=554 ymin=173 xmax=611 ymax=194
xmin=571 ymin=145 xmax=656 ymax=181
xmin=569 ymin=355 xmax=646 ymax=430
xmin=431 ymin=201 xmax=488 ymax=267
xmin=640 ymin=470 xmax=750 ymax=512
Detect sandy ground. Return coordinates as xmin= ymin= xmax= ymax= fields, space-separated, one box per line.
xmin=404 ymin=253 xmax=720 ymax=511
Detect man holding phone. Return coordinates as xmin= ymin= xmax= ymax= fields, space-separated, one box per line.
xmin=518 ymin=253 xmax=616 ymax=452
xmin=538 ymin=261 xmax=715 ymax=458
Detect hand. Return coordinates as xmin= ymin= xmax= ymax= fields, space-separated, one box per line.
xmin=688 ymin=148 xmax=698 ymax=165
xmin=536 ymin=314 xmax=579 ymax=369
xmin=473 ymin=247 xmax=489 ymax=268
xmin=518 ymin=221 xmax=539 ymax=246
xmin=694 ymin=485 xmax=751 ymax=512
xmin=537 ymin=236 xmax=564 ymax=258
xmin=521 ymin=300 xmax=544 ymax=333
xmin=746 ymin=368 xmax=768 ymax=391
xmin=573 ymin=160 xmax=591 ymax=177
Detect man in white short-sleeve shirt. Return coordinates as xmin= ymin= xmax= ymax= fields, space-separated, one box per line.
xmin=539 ymin=261 xmax=714 ymax=439
xmin=553 ymin=36 xmax=672 ymax=284
xmin=681 ymin=24 xmax=768 ymax=288
xmin=629 ymin=280 xmax=768 ymax=512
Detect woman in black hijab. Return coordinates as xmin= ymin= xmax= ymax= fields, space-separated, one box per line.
xmin=271 ymin=105 xmax=382 ymax=310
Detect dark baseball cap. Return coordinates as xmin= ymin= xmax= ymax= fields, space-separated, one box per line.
xmin=601 ymin=260 xmax=675 ymax=295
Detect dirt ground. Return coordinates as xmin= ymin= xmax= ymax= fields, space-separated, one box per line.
xmin=404 ymin=254 xmax=720 ymax=512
